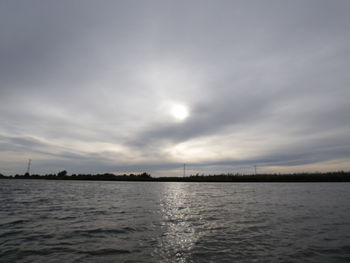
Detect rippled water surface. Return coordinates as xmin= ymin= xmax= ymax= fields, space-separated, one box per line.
xmin=1 ymin=180 xmax=350 ymax=262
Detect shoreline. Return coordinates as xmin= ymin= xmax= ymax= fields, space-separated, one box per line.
xmin=1 ymin=171 xmax=350 ymax=183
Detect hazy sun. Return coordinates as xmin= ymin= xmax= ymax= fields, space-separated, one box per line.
xmin=171 ymin=105 xmax=189 ymax=121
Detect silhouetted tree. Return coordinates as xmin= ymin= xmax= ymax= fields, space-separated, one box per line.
xmin=57 ymin=170 xmax=67 ymax=177
xmin=139 ymin=172 xmax=151 ymax=178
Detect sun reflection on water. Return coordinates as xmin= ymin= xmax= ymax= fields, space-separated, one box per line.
xmin=153 ymin=183 xmax=199 ymax=263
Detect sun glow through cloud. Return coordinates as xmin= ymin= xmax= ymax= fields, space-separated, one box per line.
xmin=171 ymin=105 xmax=189 ymax=121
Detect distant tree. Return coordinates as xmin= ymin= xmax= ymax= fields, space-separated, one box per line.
xmin=57 ymin=170 xmax=67 ymax=177
xmin=139 ymin=172 xmax=151 ymax=178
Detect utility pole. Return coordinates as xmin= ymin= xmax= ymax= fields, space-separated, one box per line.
xmin=183 ymin=163 xmax=186 ymax=177
xmin=254 ymin=165 xmax=257 ymax=175
xmin=26 ymin=159 xmax=32 ymax=175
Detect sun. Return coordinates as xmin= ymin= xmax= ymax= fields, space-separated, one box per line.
xmin=171 ymin=105 xmax=189 ymax=121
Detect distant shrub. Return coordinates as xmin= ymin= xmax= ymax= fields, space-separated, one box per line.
xmin=57 ymin=170 xmax=67 ymax=177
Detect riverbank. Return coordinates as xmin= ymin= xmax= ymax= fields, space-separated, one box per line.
xmin=1 ymin=171 xmax=350 ymax=182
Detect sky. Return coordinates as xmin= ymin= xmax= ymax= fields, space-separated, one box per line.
xmin=1 ymin=0 xmax=350 ymax=176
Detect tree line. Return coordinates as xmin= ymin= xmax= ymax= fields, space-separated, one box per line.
xmin=1 ymin=170 xmax=350 ymax=182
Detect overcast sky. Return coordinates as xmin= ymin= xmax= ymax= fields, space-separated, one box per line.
xmin=1 ymin=0 xmax=350 ymax=176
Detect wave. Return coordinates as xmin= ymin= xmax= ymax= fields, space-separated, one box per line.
xmin=71 ymin=226 xmax=137 ymax=236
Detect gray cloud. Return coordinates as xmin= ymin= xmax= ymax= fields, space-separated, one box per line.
xmin=1 ymin=0 xmax=350 ymax=175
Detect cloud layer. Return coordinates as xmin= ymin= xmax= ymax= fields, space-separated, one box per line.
xmin=1 ymin=1 xmax=350 ymax=176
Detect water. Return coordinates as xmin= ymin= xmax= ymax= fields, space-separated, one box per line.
xmin=1 ymin=180 xmax=350 ymax=263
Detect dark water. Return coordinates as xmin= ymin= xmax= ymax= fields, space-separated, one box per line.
xmin=1 ymin=180 xmax=350 ymax=263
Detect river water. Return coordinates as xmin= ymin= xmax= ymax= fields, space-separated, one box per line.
xmin=0 ymin=180 xmax=349 ymax=263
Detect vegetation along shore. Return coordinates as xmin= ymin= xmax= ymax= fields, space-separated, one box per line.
xmin=1 ymin=171 xmax=350 ymax=182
